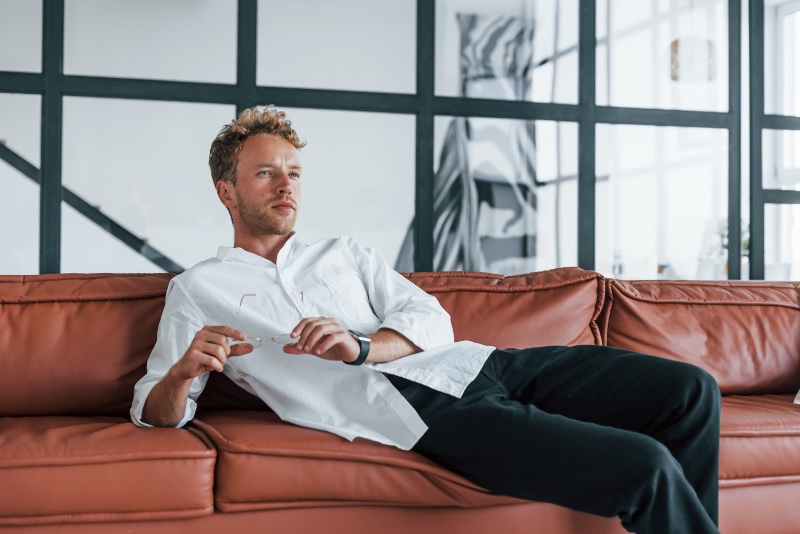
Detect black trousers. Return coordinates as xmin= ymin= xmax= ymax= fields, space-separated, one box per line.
xmin=385 ymin=346 xmax=721 ymax=534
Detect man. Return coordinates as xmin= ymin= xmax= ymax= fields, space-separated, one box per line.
xmin=131 ymin=106 xmax=721 ymax=534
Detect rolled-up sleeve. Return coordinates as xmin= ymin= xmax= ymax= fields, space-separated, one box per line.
xmin=130 ymin=279 xmax=209 ymax=428
xmin=344 ymin=237 xmax=454 ymax=351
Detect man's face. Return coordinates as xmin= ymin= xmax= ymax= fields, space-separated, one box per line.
xmin=229 ymin=135 xmax=303 ymax=237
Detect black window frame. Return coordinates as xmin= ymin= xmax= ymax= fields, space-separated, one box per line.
xmin=0 ymin=0 xmax=796 ymax=279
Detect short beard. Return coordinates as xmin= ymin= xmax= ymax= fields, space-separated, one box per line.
xmin=236 ymin=191 xmax=297 ymax=236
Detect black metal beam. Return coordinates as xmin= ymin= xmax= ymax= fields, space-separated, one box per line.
xmin=727 ymin=0 xmax=742 ymax=280
xmin=62 ymin=75 xmax=238 ymax=105
xmin=40 ymin=0 xmax=64 ymax=274
xmin=0 ymin=71 xmax=44 ymax=94
xmin=0 ymin=144 xmax=39 ymax=181
xmin=7 ymin=74 xmax=751 ymax=130
xmin=763 ymin=114 xmax=800 ymax=130
xmin=764 ymin=189 xmax=800 ymax=204
xmin=577 ymin=0 xmax=596 ymax=270
xmin=596 ymin=106 xmax=729 ymax=128
xmin=236 ymin=0 xmax=258 ymax=114
xmin=65 ymin=77 xmax=423 ymax=116
xmin=62 ymin=188 xmax=184 ymax=273
xmin=255 ymin=86 xmax=418 ymax=114
xmin=413 ymin=0 xmax=435 ymax=272
xmin=0 ymin=144 xmax=183 ymax=273
xmin=749 ymin=0 xmax=765 ymax=279
xmin=433 ymin=97 xmax=580 ymax=122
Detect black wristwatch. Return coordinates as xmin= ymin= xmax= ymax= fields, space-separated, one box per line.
xmin=345 ymin=330 xmax=370 ymax=366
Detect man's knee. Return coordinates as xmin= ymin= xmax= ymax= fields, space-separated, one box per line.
xmin=683 ymin=363 xmax=720 ymax=409
xmin=663 ymin=360 xmax=720 ymax=413
xmin=630 ymin=438 xmax=685 ymax=489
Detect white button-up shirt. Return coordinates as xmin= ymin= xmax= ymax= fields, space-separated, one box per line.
xmin=130 ymin=235 xmax=495 ymax=450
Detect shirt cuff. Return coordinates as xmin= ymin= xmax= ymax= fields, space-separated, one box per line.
xmin=379 ymin=314 xmax=454 ymax=352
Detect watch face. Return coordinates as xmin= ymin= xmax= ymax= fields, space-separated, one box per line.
xmin=349 ymin=330 xmax=368 ymax=342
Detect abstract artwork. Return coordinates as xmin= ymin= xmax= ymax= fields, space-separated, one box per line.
xmin=396 ymin=13 xmax=541 ymax=274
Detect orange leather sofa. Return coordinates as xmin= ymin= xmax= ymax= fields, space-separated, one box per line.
xmin=1 ymin=268 xmax=798 ymax=533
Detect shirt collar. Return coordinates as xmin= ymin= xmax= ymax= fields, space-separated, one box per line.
xmin=216 ymin=233 xmax=306 ymax=266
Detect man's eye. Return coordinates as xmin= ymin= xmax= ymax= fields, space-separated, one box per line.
xmin=291 ymin=173 xmax=300 ymax=179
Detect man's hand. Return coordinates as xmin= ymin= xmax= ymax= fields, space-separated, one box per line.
xmin=282 ymin=317 xmax=361 ymax=363
xmin=141 ymin=325 xmax=253 ymax=427
xmin=172 ymin=325 xmax=254 ymax=380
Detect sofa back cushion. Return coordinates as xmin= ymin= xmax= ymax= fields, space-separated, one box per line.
xmin=0 ymin=273 xmax=173 ymax=416
xmin=0 ymin=268 xmax=605 ymax=416
xmin=405 ymin=268 xmax=605 ymax=348
xmin=600 ymin=279 xmax=800 ymax=395
xmin=199 ymin=267 xmax=606 ymax=413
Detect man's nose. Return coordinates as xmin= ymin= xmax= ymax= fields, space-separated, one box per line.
xmin=276 ymin=172 xmax=293 ymax=194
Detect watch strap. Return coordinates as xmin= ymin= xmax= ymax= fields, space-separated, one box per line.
xmin=345 ymin=330 xmax=370 ymax=366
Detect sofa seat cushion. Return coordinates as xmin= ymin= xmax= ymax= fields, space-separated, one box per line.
xmin=720 ymin=394 xmax=800 ymax=488
xmin=0 ymin=416 xmax=216 ymax=526
xmin=193 ymin=411 xmax=525 ymax=513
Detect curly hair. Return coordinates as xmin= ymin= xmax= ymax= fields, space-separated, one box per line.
xmin=209 ymin=105 xmax=306 ymax=186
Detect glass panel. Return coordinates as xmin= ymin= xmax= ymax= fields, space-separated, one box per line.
xmin=286 ymin=108 xmax=415 ymax=268
xmin=62 ymin=202 xmax=163 ymax=273
xmin=435 ymin=0 xmax=578 ymax=104
xmin=0 ymin=0 xmax=42 ymax=72
xmin=765 ymin=0 xmax=800 ymax=116
xmin=257 ymin=0 xmax=416 ymax=93
xmin=0 ymin=161 xmax=38 ymax=274
xmin=597 ymin=0 xmax=728 ymax=111
xmin=764 ymin=203 xmax=800 ymax=280
xmin=428 ymin=116 xmax=578 ymax=275
xmin=64 ymin=0 xmax=237 ymax=84
xmin=0 ymin=93 xmax=41 ymax=166
xmin=596 ymin=124 xmax=729 ymax=280
xmin=763 ymin=129 xmax=800 ymax=190
xmin=62 ymin=98 xmax=236 ymax=271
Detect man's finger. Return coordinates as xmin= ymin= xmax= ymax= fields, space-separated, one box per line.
xmin=200 ymin=353 xmax=224 ymax=373
xmin=290 ymin=317 xmax=316 ymax=337
xmin=198 ymin=341 xmax=229 ymax=364
xmin=201 ymin=331 xmax=234 ymax=351
xmin=292 ymin=317 xmax=331 ymax=338
xmin=282 ymin=343 xmax=304 ymax=355
xmin=304 ymin=324 xmax=340 ymax=353
xmin=314 ymin=332 xmax=347 ymax=356
xmin=295 ymin=317 xmax=336 ymax=348
xmin=229 ymin=343 xmax=254 ymax=357
xmin=203 ymin=325 xmax=247 ymax=341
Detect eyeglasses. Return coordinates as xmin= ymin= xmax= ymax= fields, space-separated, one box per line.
xmin=230 ymin=293 xmax=265 ymax=348
xmin=230 ymin=293 xmax=299 ymax=348
xmin=270 ymin=333 xmax=298 ymax=346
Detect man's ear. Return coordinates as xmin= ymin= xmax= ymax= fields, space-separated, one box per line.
xmin=216 ymin=180 xmax=236 ymax=209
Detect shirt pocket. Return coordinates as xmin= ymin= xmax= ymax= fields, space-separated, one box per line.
xmin=320 ymin=272 xmax=376 ymax=326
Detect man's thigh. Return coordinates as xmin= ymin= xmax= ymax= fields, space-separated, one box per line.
xmin=395 ymin=370 xmax=679 ymax=518
xmin=483 ymin=345 xmax=716 ymax=436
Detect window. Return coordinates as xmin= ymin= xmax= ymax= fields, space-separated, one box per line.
xmin=1 ymin=0 xmax=796 ymax=281
xmin=257 ymin=0 xmax=416 ymax=93
xmin=770 ymin=1 xmax=800 ymax=183
xmin=597 ymin=0 xmax=728 ymax=112
xmin=596 ymin=124 xmax=728 ymax=280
